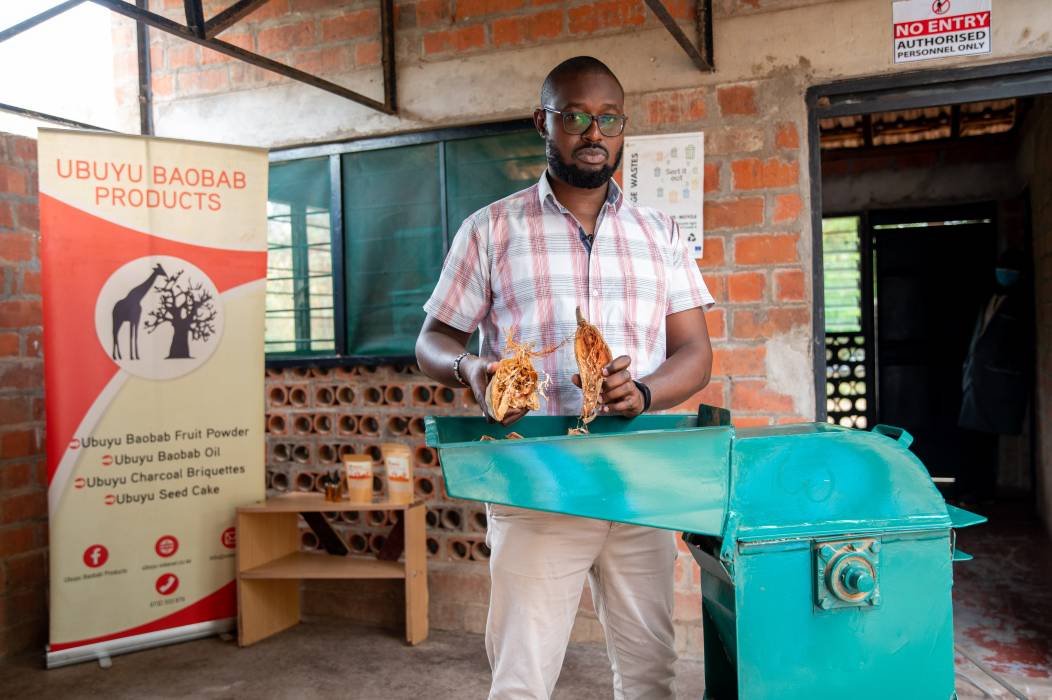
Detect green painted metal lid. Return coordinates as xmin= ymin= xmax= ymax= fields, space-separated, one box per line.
xmin=427 ymin=411 xmax=980 ymax=540
xmin=727 ymin=423 xmax=957 ymax=541
xmin=427 ymin=413 xmax=732 ymax=536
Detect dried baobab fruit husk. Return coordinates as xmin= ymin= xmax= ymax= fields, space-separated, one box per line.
xmin=479 ymin=432 xmax=525 ymax=441
xmin=574 ymin=307 xmax=612 ymax=424
xmin=485 ymin=329 xmax=551 ymax=422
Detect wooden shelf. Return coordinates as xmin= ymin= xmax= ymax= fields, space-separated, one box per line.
xmin=241 ymin=552 xmax=406 ymax=580
xmin=237 ymin=499 xmax=428 ymax=647
xmin=238 ymin=492 xmax=420 ymax=513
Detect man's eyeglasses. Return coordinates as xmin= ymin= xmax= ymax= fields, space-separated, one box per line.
xmin=542 ymin=108 xmax=628 ymax=137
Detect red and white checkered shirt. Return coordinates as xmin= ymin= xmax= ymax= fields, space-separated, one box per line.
xmin=424 ymin=172 xmax=714 ymax=416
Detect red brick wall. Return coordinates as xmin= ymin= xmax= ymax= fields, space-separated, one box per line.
xmin=111 ymin=3 xmax=815 ymax=429
xmin=637 ymin=80 xmax=810 ymax=426
xmin=255 ymin=77 xmax=811 ymax=653
xmin=111 ymin=0 xmax=699 ymax=107
xmin=0 ymin=133 xmax=47 ymax=658
xmin=103 ymin=0 xmax=813 ymax=657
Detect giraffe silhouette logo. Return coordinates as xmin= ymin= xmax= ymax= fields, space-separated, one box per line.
xmin=94 ymin=256 xmax=224 ymax=380
xmin=111 ymin=262 xmax=167 ymax=361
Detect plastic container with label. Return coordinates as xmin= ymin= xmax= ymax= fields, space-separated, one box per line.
xmin=382 ymin=443 xmax=413 ymax=504
xmin=343 ymin=454 xmax=373 ymax=503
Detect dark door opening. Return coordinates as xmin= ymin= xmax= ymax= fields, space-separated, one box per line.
xmin=815 ymin=92 xmax=1041 ymax=502
xmin=870 ymin=206 xmax=998 ymax=482
xmin=808 ymin=58 xmax=1052 ymax=692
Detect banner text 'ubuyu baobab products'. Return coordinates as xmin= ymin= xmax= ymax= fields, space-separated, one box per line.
xmin=38 ymin=130 xmax=267 ymax=668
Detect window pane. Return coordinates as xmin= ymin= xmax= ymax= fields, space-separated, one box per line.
xmin=445 ymin=131 xmax=547 ymax=235
xmin=342 ymin=144 xmax=442 ymax=356
xmin=823 ymin=216 xmax=862 ymax=334
xmin=266 ymin=158 xmax=335 ymax=354
xmin=268 ymin=129 xmax=547 ymax=359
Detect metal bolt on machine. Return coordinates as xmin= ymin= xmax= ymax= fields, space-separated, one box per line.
xmin=426 ymin=406 xmax=985 ymax=700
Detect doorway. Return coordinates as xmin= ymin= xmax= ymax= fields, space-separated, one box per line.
xmin=872 ymin=206 xmax=998 ymax=481
xmin=808 ymin=59 xmax=1052 ymax=695
xmin=812 ymin=83 xmax=1043 ymax=499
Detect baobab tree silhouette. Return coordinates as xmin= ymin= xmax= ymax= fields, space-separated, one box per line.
xmin=144 ymin=270 xmax=218 ymax=359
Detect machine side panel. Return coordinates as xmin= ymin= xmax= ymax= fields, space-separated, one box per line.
xmin=732 ymin=532 xmax=955 ymax=699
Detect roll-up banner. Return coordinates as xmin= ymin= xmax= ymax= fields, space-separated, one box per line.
xmin=38 ymin=130 xmax=268 ymax=668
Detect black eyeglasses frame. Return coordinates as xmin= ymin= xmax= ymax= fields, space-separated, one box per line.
xmin=541 ymin=107 xmax=628 ymax=137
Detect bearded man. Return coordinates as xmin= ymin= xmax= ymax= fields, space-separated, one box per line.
xmin=416 ymin=56 xmax=714 ymax=699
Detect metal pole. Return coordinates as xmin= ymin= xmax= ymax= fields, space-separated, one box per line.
xmin=183 ymin=0 xmax=206 ymax=39
xmin=205 ymin=0 xmax=273 ymax=38
xmin=0 ymin=102 xmax=113 ymax=131
xmin=136 ymin=0 xmax=154 ymax=136
xmin=380 ymin=0 xmax=396 ymax=112
xmin=643 ymin=0 xmax=714 ymax=73
xmin=91 ymin=0 xmax=395 ymax=114
xmin=0 ymin=1 xmax=85 ymax=44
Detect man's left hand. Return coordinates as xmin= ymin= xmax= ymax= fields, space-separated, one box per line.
xmin=599 ymin=355 xmax=644 ymax=418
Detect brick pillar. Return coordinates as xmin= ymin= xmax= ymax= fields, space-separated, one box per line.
xmin=0 ymin=133 xmax=47 ymax=658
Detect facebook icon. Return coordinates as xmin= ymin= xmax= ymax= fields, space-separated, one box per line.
xmin=82 ymin=544 xmax=108 ymax=569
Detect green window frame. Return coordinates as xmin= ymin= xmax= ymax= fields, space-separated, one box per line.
xmin=265 ymin=120 xmax=546 ymax=363
xmin=266 ymin=158 xmax=336 ymax=355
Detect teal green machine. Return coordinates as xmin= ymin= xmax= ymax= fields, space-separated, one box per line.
xmin=425 ymin=407 xmax=985 ymax=700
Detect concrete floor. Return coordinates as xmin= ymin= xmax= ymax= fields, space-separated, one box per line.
xmin=0 ymin=618 xmax=1046 ymax=699
xmin=1 ymin=502 xmax=1048 ymax=699
xmin=952 ymin=500 xmax=1052 ymax=699
xmin=0 ymin=622 xmax=704 ymax=699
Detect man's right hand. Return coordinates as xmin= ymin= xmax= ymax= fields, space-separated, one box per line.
xmin=415 ymin=316 xmax=528 ymax=427
xmin=464 ymin=356 xmax=528 ymax=427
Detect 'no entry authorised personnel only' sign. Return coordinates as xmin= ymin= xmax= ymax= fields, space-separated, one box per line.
xmin=893 ymin=0 xmax=992 ymax=63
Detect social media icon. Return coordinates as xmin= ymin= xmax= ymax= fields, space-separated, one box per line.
xmin=83 ymin=544 xmax=109 ymax=568
xmin=155 ymin=535 xmax=178 ymax=558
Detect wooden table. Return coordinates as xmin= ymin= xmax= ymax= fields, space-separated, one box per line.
xmin=236 ymin=493 xmax=427 ymax=647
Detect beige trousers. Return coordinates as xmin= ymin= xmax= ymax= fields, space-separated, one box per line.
xmin=485 ymin=504 xmax=678 ymax=700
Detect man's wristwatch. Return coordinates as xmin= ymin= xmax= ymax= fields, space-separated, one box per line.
xmin=633 ymin=380 xmax=652 ymax=413
xmin=452 ymin=352 xmax=473 ymax=387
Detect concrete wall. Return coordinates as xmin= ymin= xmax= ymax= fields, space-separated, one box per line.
xmin=0 ymin=133 xmax=46 ymax=657
xmin=1017 ymin=95 xmax=1052 ymax=538
xmin=822 ymin=137 xmax=1023 ymax=214
xmin=110 ymin=0 xmax=1052 ymax=147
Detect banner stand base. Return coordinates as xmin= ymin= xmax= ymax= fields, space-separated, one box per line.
xmin=46 ymin=618 xmax=235 ymax=669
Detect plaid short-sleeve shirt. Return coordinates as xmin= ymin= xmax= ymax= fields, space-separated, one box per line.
xmin=424 ymin=172 xmax=714 ymax=416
